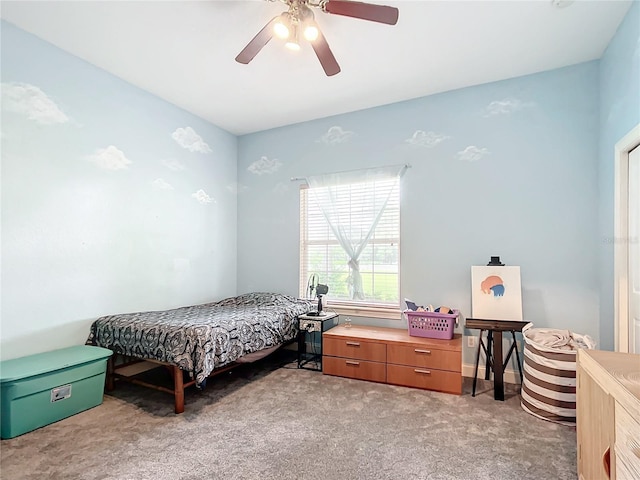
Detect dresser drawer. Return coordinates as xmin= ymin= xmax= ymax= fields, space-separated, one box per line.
xmin=323 ymin=356 xmax=386 ymax=383
xmin=323 ymin=337 xmax=386 ymax=362
xmin=387 ymin=344 xmax=461 ymax=372
xmin=387 ymin=364 xmax=462 ymax=395
xmin=615 ymin=403 xmax=640 ymax=476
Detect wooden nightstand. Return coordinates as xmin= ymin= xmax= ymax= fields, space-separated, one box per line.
xmin=323 ymin=325 xmax=462 ymax=395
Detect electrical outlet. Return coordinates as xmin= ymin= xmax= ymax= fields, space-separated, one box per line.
xmin=467 ymin=336 xmax=476 ymax=348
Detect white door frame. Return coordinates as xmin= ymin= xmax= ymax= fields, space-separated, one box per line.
xmin=614 ymin=123 xmax=640 ymax=352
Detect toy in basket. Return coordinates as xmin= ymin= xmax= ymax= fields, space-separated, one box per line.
xmin=404 ymin=306 xmax=459 ymax=340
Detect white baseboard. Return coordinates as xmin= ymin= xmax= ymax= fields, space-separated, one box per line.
xmin=462 ymin=363 xmax=522 ymax=385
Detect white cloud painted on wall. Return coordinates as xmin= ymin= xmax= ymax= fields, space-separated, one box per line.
xmin=273 ymin=182 xmax=288 ymax=194
xmin=1 ymin=82 xmax=69 ymax=124
xmin=87 ymin=145 xmax=131 ymax=170
xmin=457 ymin=146 xmax=490 ymax=162
xmin=172 ymin=127 xmax=212 ymax=153
xmin=248 ymin=156 xmax=282 ymax=175
xmin=162 ymin=159 xmax=186 ymax=171
xmin=152 ymin=178 xmax=174 ymax=190
xmin=405 ymin=130 xmax=451 ymax=147
xmin=318 ymin=126 xmax=354 ymax=144
xmin=226 ymin=182 xmax=249 ymax=194
xmin=483 ymin=98 xmax=534 ymax=117
xmin=192 ymin=189 xmax=214 ymax=204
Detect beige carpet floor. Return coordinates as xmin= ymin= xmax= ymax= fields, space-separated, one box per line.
xmin=0 ymin=351 xmax=576 ymax=480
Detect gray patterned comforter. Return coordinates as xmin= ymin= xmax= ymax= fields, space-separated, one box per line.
xmin=87 ymin=292 xmax=312 ymax=386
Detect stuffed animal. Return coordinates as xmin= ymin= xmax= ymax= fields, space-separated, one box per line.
xmin=435 ymin=306 xmax=453 ymax=314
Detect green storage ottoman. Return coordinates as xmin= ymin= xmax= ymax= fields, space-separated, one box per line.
xmin=0 ymin=345 xmax=113 ymax=439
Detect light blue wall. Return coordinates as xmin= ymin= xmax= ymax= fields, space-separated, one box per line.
xmin=2 ymin=4 xmax=637 ymax=366
xmin=1 ymin=21 xmax=238 ymax=360
xmin=237 ymin=62 xmax=601 ymax=365
xmin=598 ymin=1 xmax=640 ymax=350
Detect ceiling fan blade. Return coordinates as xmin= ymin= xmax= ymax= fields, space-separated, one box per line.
xmin=310 ymin=29 xmax=341 ymax=77
xmin=324 ymin=0 xmax=399 ymax=25
xmin=235 ymin=17 xmax=278 ymax=64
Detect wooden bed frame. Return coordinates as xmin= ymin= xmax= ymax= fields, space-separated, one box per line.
xmin=105 ymin=341 xmax=292 ymax=413
xmin=106 ymin=354 xmax=238 ymax=414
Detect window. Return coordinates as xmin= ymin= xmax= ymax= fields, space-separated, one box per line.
xmin=299 ymin=172 xmax=400 ymax=317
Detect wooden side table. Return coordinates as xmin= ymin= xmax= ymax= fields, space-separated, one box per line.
xmin=465 ymin=318 xmax=529 ymax=401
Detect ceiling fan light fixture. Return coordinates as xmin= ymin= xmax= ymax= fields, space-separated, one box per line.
xmin=273 ymin=14 xmax=290 ymax=39
xmin=303 ymin=23 xmax=319 ymax=42
xmin=285 ymin=39 xmax=301 ymax=51
xmin=237 ymin=0 xmax=400 ymax=76
xmin=298 ymin=5 xmax=319 ymax=42
xmin=285 ymin=24 xmax=301 ymax=50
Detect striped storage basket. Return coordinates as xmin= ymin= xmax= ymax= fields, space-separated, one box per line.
xmin=520 ymin=324 xmax=595 ymax=426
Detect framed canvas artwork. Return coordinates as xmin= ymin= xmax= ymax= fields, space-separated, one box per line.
xmin=471 ymin=265 xmax=523 ymax=320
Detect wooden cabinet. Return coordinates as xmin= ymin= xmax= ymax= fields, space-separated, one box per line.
xmin=615 ymin=403 xmax=640 ymax=479
xmin=323 ymin=332 xmax=387 ymax=383
xmin=323 ymin=336 xmax=386 ymax=362
xmin=577 ymin=349 xmax=640 ymax=480
xmin=577 ymin=365 xmax=616 ymax=480
xmin=322 ymin=356 xmax=386 ymax=383
xmin=322 ymin=325 xmax=462 ymax=395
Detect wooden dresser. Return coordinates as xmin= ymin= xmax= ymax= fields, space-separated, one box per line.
xmin=577 ymin=349 xmax=640 ymax=480
xmin=322 ymin=325 xmax=462 ymax=395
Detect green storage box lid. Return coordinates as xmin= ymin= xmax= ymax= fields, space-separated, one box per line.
xmin=0 ymin=346 xmax=112 ymax=383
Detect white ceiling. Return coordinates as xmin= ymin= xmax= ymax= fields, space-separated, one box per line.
xmin=0 ymin=0 xmax=632 ymax=135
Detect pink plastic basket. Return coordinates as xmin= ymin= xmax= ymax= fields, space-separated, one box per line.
xmin=405 ymin=310 xmax=458 ymax=340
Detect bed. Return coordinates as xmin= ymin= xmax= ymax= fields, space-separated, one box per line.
xmin=86 ymin=292 xmax=313 ymax=413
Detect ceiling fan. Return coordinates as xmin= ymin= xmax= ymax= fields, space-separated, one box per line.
xmin=235 ymin=0 xmax=399 ymax=76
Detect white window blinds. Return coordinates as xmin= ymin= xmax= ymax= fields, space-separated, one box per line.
xmin=299 ymin=166 xmax=402 ymax=307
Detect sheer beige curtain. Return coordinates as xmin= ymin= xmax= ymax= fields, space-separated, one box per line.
xmin=306 ymin=164 xmax=407 ymax=300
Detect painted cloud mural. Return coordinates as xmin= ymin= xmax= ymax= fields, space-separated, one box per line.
xmin=172 ymin=127 xmax=212 ymax=153
xmin=318 ymin=126 xmax=354 ymax=144
xmin=87 ymin=145 xmax=131 ymax=170
xmin=483 ymin=98 xmax=534 ymax=117
xmin=457 ymin=146 xmax=490 ymax=162
xmin=152 ymin=178 xmax=174 ymax=190
xmin=248 ymin=156 xmax=282 ymax=175
xmin=192 ymin=189 xmax=214 ymax=204
xmin=405 ymin=130 xmax=451 ymax=147
xmin=1 ymin=82 xmax=69 ymax=124
xmin=226 ymin=182 xmax=249 ymax=194
xmin=162 ymin=158 xmax=186 ymax=171
xmin=273 ymin=182 xmax=288 ymax=194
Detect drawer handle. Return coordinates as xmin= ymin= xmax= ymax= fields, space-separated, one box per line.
xmin=346 ymin=342 xmax=361 ymax=347
xmin=414 ymin=369 xmax=431 ymax=375
xmin=345 ymin=360 xmax=360 ymax=366
xmin=414 ymin=349 xmax=431 ymax=354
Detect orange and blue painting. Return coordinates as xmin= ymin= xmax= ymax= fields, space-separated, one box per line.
xmin=471 ymin=266 xmax=522 ymax=320
xmin=480 ymin=275 xmax=505 ymax=297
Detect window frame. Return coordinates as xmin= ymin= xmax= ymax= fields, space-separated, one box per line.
xmin=298 ymin=182 xmax=402 ymax=320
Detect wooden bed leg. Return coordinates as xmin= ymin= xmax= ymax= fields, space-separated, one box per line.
xmin=173 ymin=365 xmax=185 ymax=414
xmin=106 ymin=354 xmax=115 ymax=391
